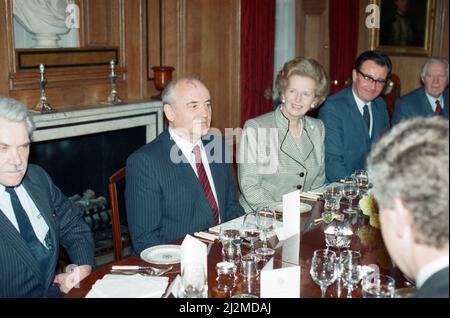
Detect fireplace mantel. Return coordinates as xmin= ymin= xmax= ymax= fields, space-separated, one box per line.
xmin=30 ymin=100 xmax=164 ymax=143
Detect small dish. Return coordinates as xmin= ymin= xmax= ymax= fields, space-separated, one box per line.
xmin=140 ymin=244 xmax=181 ymax=265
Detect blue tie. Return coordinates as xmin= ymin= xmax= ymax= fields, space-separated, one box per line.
xmin=363 ymin=104 xmax=371 ymax=130
xmin=5 ymin=187 xmax=52 ymax=276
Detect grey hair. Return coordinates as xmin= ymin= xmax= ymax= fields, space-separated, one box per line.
xmin=161 ymin=76 xmax=207 ymax=107
xmin=367 ymin=117 xmax=449 ymax=249
xmin=420 ymin=57 xmax=449 ymax=79
xmin=0 ymin=96 xmax=35 ymax=135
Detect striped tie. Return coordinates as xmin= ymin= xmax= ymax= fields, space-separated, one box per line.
xmin=192 ymin=145 xmax=219 ymax=224
xmin=435 ymin=100 xmax=442 ymax=116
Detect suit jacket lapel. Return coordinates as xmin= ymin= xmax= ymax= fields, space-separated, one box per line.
xmin=21 ymin=175 xmax=58 ymax=289
xmin=346 ymin=88 xmax=371 ymax=148
xmin=0 ymin=207 xmax=44 ymax=285
xmin=163 ymin=132 xmax=215 ymax=224
xmin=442 ymin=90 xmax=449 ymax=118
xmin=419 ymin=88 xmax=435 ymax=116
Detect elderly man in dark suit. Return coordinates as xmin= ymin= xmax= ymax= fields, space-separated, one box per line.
xmin=368 ymin=117 xmax=449 ymax=298
xmin=318 ymin=50 xmax=391 ymax=182
xmin=392 ymin=57 xmax=449 ymax=126
xmin=0 ymin=96 xmax=95 ymax=297
xmin=126 ymin=77 xmax=244 ymax=253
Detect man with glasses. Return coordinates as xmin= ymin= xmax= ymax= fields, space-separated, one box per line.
xmin=318 ymin=50 xmax=391 ymax=182
xmin=392 ymin=57 xmax=449 ymax=126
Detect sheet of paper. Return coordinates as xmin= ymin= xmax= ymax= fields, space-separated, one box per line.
xmin=260 ymin=264 xmax=300 ymax=298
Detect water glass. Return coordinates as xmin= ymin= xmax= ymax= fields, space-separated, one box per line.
xmin=362 ymin=273 xmax=395 ymax=298
xmin=179 ymin=263 xmax=207 ymax=298
xmin=354 ymin=170 xmax=369 ymax=196
xmin=219 ymin=225 xmax=242 ymax=264
xmin=323 ymin=185 xmax=343 ymax=212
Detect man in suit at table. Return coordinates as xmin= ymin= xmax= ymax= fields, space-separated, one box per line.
xmin=367 ymin=117 xmax=449 ymax=298
xmin=318 ymin=50 xmax=391 ymax=182
xmin=392 ymin=57 xmax=449 ymax=126
xmin=126 ymin=77 xmax=244 ymax=253
xmin=0 ymin=96 xmax=95 ymax=297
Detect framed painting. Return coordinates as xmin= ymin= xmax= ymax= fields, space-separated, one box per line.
xmin=369 ymin=0 xmax=435 ymax=56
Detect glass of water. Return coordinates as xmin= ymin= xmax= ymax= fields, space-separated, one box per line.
xmin=362 ymin=273 xmax=395 ymax=298
xmin=310 ymin=249 xmax=338 ymax=298
xmin=179 ymin=263 xmax=207 ymax=298
xmin=219 ymin=225 xmax=242 ymax=264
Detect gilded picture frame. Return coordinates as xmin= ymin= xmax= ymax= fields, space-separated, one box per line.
xmin=369 ymin=0 xmax=435 ymax=56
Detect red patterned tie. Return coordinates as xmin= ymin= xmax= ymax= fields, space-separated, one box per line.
xmin=435 ymin=100 xmax=442 ymax=116
xmin=192 ymin=145 xmax=219 ymax=224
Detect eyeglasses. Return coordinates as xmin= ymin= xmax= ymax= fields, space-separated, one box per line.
xmin=357 ymin=70 xmax=388 ymax=86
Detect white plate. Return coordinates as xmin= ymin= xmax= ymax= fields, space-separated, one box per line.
xmin=140 ymin=244 xmax=181 ymax=265
xmin=270 ymin=202 xmax=312 ymax=214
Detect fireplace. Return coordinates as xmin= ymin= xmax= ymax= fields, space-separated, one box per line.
xmin=29 ymin=101 xmax=164 ymax=263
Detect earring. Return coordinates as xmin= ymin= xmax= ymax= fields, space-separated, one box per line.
xmin=311 ymin=103 xmax=316 ymax=108
xmin=281 ymin=96 xmax=286 ymax=104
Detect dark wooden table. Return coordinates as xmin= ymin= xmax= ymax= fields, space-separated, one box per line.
xmin=66 ymin=198 xmax=406 ymax=298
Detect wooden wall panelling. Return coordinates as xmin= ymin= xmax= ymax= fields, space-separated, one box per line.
xmin=160 ymin=0 xmax=241 ymax=132
xmin=182 ymin=0 xmax=241 ymax=132
xmin=123 ymin=0 xmax=146 ymax=100
xmin=296 ymin=0 xmax=329 ymax=75
xmin=358 ymin=0 xmax=449 ymax=95
xmin=0 ymin=0 xmax=129 ymax=108
xmin=84 ymin=0 xmax=119 ymax=47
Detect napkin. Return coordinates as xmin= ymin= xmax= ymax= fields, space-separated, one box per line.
xmin=275 ymin=190 xmax=300 ymax=240
xmin=85 ymin=274 xmax=169 ymax=298
xmin=181 ymin=234 xmax=207 ymax=277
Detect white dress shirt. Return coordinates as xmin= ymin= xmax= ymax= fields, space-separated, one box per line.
xmin=0 ymin=183 xmax=50 ymax=246
xmin=416 ymin=255 xmax=449 ymax=289
xmin=168 ymin=128 xmax=220 ymax=221
xmin=425 ymin=92 xmax=445 ymax=112
xmin=352 ymin=89 xmax=374 ymax=138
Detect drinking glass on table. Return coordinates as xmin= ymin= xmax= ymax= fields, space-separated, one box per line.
xmin=362 ymin=273 xmax=395 ymax=298
xmin=323 ymin=185 xmax=343 ymax=213
xmin=354 ymin=169 xmax=369 ymax=196
xmin=179 ymin=263 xmax=207 ymax=298
xmin=240 ymin=212 xmax=261 ymax=257
xmin=255 ymin=207 xmax=276 ymax=256
xmin=342 ymin=177 xmax=359 ymax=214
xmin=219 ymin=225 xmax=242 ymax=264
xmin=339 ymin=250 xmax=362 ymax=298
xmin=310 ymin=249 xmax=338 ymax=298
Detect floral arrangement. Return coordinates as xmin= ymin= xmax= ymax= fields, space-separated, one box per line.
xmin=359 ymin=192 xmax=380 ymax=229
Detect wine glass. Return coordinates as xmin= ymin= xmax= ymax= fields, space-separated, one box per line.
xmin=310 ymin=249 xmax=338 ymax=298
xmin=255 ymin=207 xmax=276 ymax=256
xmin=240 ymin=212 xmax=261 ymax=257
xmin=342 ymin=177 xmax=359 ymax=214
xmin=339 ymin=250 xmax=362 ymax=298
xmin=354 ymin=169 xmax=369 ymax=197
